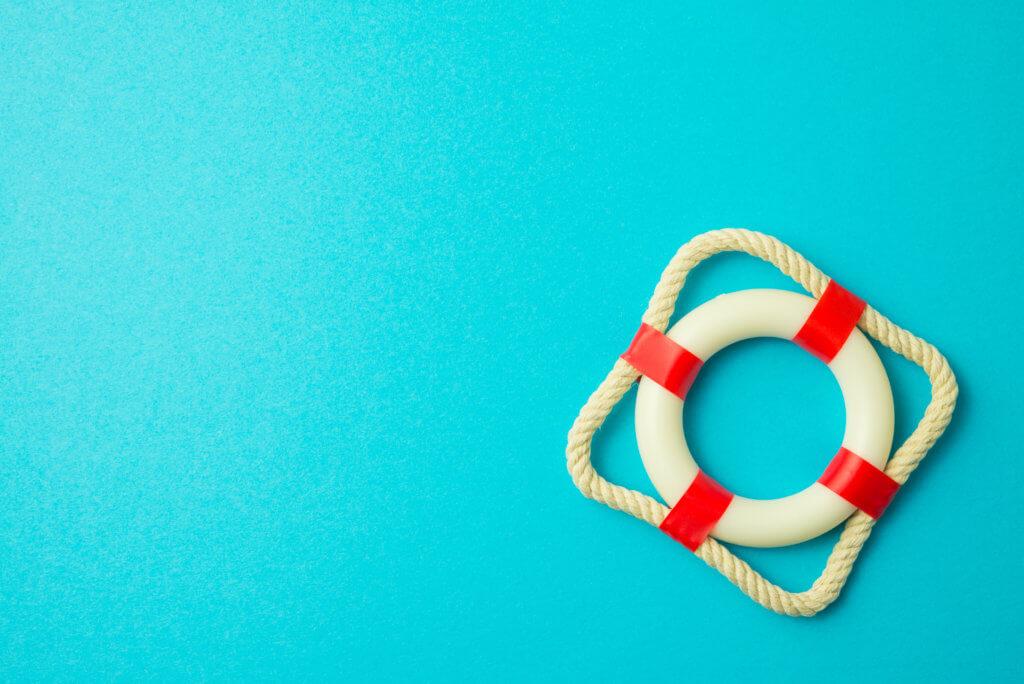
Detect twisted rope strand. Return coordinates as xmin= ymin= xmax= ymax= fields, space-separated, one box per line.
xmin=565 ymin=229 xmax=958 ymax=617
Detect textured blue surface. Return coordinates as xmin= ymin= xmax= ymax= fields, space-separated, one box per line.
xmin=1 ymin=3 xmax=1022 ymax=680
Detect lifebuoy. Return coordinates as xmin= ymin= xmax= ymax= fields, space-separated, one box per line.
xmin=626 ymin=285 xmax=897 ymax=548
xmin=565 ymin=230 xmax=958 ymax=616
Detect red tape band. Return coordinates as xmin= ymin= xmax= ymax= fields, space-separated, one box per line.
xmin=819 ymin=447 xmax=899 ymax=519
xmin=793 ymin=280 xmax=866 ymax=363
xmin=659 ymin=471 xmax=733 ymax=552
xmin=621 ymin=323 xmax=703 ymax=399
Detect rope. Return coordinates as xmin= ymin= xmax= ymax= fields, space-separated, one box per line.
xmin=565 ymin=229 xmax=958 ymax=617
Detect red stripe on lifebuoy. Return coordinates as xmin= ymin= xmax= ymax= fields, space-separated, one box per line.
xmin=659 ymin=471 xmax=734 ymax=551
xmin=819 ymin=447 xmax=899 ymax=519
xmin=793 ymin=281 xmax=866 ymax=363
xmin=621 ymin=323 xmax=703 ymax=399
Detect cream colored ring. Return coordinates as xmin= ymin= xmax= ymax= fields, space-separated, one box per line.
xmin=634 ymin=288 xmax=895 ymax=548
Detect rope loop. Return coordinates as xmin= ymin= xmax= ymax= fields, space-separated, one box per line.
xmin=565 ymin=229 xmax=958 ymax=617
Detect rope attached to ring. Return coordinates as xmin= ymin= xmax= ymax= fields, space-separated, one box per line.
xmin=621 ymin=323 xmax=703 ymax=399
xmin=793 ymin=280 xmax=867 ymax=362
xmin=565 ymin=229 xmax=958 ymax=617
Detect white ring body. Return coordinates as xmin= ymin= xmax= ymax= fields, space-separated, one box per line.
xmin=634 ymin=289 xmax=895 ymax=548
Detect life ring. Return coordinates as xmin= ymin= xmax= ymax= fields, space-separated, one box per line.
xmin=630 ymin=286 xmax=897 ymax=544
xmin=566 ymin=230 xmax=958 ymax=616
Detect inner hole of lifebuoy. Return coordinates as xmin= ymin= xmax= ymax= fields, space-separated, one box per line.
xmin=682 ymin=337 xmax=844 ymax=499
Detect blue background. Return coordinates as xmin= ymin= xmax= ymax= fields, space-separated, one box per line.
xmin=1 ymin=2 xmax=1022 ymax=680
